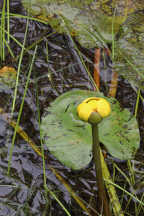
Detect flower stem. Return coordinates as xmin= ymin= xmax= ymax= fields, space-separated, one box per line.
xmin=92 ymin=124 xmax=111 ymax=216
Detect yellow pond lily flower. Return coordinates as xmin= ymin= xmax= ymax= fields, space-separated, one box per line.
xmin=77 ymin=97 xmax=111 ymax=122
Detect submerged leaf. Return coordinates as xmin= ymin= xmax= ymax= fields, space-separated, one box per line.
xmin=22 ymin=0 xmax=144 ymax=89
xmin=22 ymin=0 xmax=131 ymax=48
xmin=41 ymin=90 xmax=140 ymax=169
xmin=114 ymin=12 xmax=144 ymax=89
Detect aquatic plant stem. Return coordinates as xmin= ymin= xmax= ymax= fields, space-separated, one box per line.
xmin=92 ymin=124 xmax=111 ymax=216
xmin=94 ymin=48 xmax=100 ymax=89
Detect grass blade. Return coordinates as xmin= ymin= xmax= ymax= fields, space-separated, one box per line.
xmin=8 ymin=45 xmax=37 ymax=174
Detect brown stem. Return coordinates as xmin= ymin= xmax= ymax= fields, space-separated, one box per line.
xmin=94 ymin=48 xmax=101 ymax=90
xmin=92 ymin=124 xmax=111 ymax=216
xmin=108 ymin=71 xmax=118 ymax=98
xmin=104 ymin=48 xmax=118 ymax=98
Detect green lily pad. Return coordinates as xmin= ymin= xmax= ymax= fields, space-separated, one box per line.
xmin=99 ymin=101 xmax=140 ymax=160
xmin=41 ymin=90 xmax=140 ymax=169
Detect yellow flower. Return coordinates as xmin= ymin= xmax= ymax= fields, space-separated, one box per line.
xmin=77 ymin=97 xmax=111 ymax=122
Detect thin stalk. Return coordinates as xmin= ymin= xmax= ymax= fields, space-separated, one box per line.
xmin=134 ymin=88 xmax=140 ymax=117
xmin=92 ymin=124 xmax=111 ymax=216
xmin=105 ymin=179 xmax=144 ymax=207
xmin=7 ymin=0 xmax=10 ymax=43
xmin=1 ymin=0 xmax=6 ymax=61
xmin=94 ymin=48 xmax=100 ymax=89
xmin=11 ymin=18 xmax=29 ymax=115
xmin=100 ymin=151 xmax=124 ymax=216
xmin=111 ymin=9 xmax=115 ymax=61
xmin=7 ymin=45 xmax=37 ymax=175
xmin=44 ymin=185 xmax=72 ymax=216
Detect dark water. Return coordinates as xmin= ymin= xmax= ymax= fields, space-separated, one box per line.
xmin=0 ymin=1 xmax=144 ymax=215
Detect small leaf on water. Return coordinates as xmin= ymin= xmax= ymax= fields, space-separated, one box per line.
xmin=41 ymin=90 xmax=140 ymax=169
xmin=0 ymin=66 xmax=16 ymax=88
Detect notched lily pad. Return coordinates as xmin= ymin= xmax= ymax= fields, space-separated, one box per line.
xmin=99 ymin=101 xmax=140 ymax=160
xmin=41 ymin=90 xmax=140 ymax=169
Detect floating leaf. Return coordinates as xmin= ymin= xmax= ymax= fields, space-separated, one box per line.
xmin=114 ymin=12 xmax=144 ymax=89
xmin=99 ymin=101 xmax=140 ymax=160
xmin=22 ymin=0 xmax=144 ymax=90
xmin=41 ymin=90 xmax=140 ymax=169
xmin=22 ymin=0 xmax=130 ymax=48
